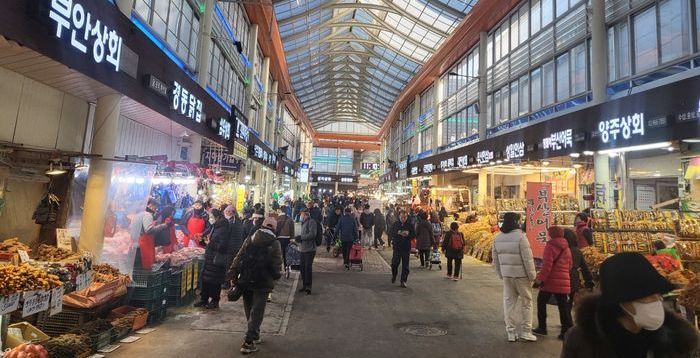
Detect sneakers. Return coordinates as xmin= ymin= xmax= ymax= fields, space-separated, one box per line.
xmin=305 ymin=288 xmax=311 ymax=295
xmin=344 ymin=264 xmax=350 ymax=271
xmin=532 ymin=327 xmax=548 ymax=336
xmin=391 ymin=275 xmax=397 ymax=284
xmin=445 ymin=275 xmax=453 ymax=280
xmin=507 ymin=333 xmax=518 ymax=342
xmin=519 ymin=332 xmax=538 ymax=342
xmin=240 ymin=342 xmax=258 ymax=354
xmin=400 ymin=282 xmax=407 ymax=288
xmin=253 ymin=338 xmax=263 ymax=345
xmin=193 ymin=301 xmax=207 ymax=308
xmin=451 ymin=277 xmax=459 ymax=282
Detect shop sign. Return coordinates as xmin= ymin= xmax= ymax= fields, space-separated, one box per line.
xmin=505 ymin=141 xmax=525 ymax=160
xmin=48 ymin=0 xmax=123 ymax=71
xmin=340 ymin=177 xmax=354 ymax=183
xmin=411 ymin=166 xmax=419 ymax=176
xmin=457 ymin=155 xmax=469 ymax=167
xmin=526 ymin=182 xmax=552 ymax=258
xmin=423 ymin=163 xmax=435 ymax=174
xmin=317 ymin=176 xmax=332 ymax=182
xmin=250 ymin=144 xmax=277 ymax=167
xmin=0 ymin=293 xmax=20 ymax=315
xmin=298 ymin=163 xmax=309 ymax=183
xmin=440 ymin=157 xmax=455 ymax=170
xmin=235 ymin=119 xmax=250 ymax=142
xmin=232 ymin=141 xmax=247 ymax=160
xmin=144 ymin=74 xmax=169 ymax=98
xmin=476 ymin=150 xmax=494 ymax=164
xmin=542 ymin=129 xmax=573 ymax=151
xmin=201 ymin=147 xmax=240 ymax=171
xmin=598 ymin=113 xmax=645 ymax=143
xmin=398 ymin=160 xmax=408 ymax=170
xmin=211 ymin=118 xmax=231 ymax=140
xmin=22 ymin=290 xmax=51 ymax=318
xmin=361 ymin=163 xmax=380 ymax=170
xmin=594 ymin=183 xmax=607 ymax=209
xmin=171 ymin=81 xmax=203 ymax=122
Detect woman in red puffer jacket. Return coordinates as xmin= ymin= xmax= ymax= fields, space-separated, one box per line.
xmin=532 ymin=226 xmax=573 ymax=340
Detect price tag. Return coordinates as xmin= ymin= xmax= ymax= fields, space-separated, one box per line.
xmin=56 ymin=228 xmax=73 ymax=252
xmin=17 ymin=250 xmax=30 ymax=263
xmin=22 ymin=290 xmax=51 ymax=317
xmin=76 ymin=273 xmax=88 ymax=291
xmin=0 ymin=293 xmax=20 ymax=314
xmin=49 ymin=286 xmax=64 ymax=316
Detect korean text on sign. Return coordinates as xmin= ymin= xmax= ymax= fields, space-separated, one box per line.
xmin=171 ymin=82 xmax=203 ymax=122
xmin=598 ymin=113 xmax=645 ymax=143
xmin=48 ymin=0 xmax=123 ymax=71
xmin=542 ymin=129 xmax=573 ymax=151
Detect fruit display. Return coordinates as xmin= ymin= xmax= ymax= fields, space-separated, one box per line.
xmin=0 ymin=238 xmax=31 ymax=253
xmin=0 ymin=264 xmax=62 ymax=295
xmin=2 ymin=343 xmax=49 ymax=358
xmin=678 ymin=219 xmax=700 ymax=238
xmin=676 ymin=241 xmax=700 ymax=261
xmin=581 ymin=247 xmax=607 ymax=274
xmin=43 ymin=334 xmax=90 ymax=358
xmin=35 ymin=244 xmax=80 ymax=262
xmin=646 ymin=254 xmax=681 ymax=274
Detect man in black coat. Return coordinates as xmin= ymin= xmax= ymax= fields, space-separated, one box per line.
xmin=196 ymin=209 xmax=230 ymax=309
xmin=389 ymin=210 xmax=415 ymax=288
xmin=223 ymin=205 xmax=244 ymax=289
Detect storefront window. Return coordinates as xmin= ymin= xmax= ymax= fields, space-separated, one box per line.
xmin=633 ymin=6 xmax=658 ymax=73
xmin=659 ymin=0 xmax=691 ymax=64
xmin=556 ymin=52 xmax=570 ymax=102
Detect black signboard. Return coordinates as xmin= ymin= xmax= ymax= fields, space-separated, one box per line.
xmin=200 ymin=147 xmax=241 ymax=172
xmin=311 ymin=173 xmax=359 ymax=184
xmin=248 ymin=133 xmax=277 ymax=169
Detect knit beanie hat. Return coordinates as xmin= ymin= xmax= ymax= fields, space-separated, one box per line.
xmin=599 ymin=252 xmax=675 ymax=304
xmin=262 ymin=217 xmax=277 ymax=230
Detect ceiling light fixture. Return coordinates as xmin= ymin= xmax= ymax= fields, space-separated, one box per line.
xmin=598 ymin=141 xmax=673 ymax=155
xmin=46 ymin=162 xmax=67 ymax=175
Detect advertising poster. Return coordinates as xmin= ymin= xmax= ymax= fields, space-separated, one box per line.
xmin=526 ymin=182 xmax=552 ymax=258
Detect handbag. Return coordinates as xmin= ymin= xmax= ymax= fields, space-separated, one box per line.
xmin=227 ymin=284 xmax=246 ymax=302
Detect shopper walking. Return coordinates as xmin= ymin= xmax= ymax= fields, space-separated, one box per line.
xmin=415 ymin=211 xmax=436 ymax=268
xmin=372 ymin=208 xmax=386 ymax=249
xmin=195 ymin=209 xmax=230 ymax=309
xmin=336 ymin=207 xmax=359 ymax=270
xmin=223 ymin=205 xmax=244 ymax=289
xmin=298 ymin=209 xmax=317 ymax=294
xmin=562 ymin=252 xmax=698 ymax=358
xmin=385 ymin=206 xmax=397 ymax=247
xmin=563 ymin=229 xmax=594 ymax=308
xmin=389 ymin=210 xmax=415 ymax=288
xmin=441 ymin=222 xmax=465 ymax=280
xmin=359 ymin=204 xmax=375 ymax=248
xmin=326 ymin=206 xmax=342 ymax=252
xmin=574 ymin=213 xmax=593 ymax=248
xmin=492 ymin=212 xmax=537 ymax=342
xmin=533 ymin=226 xmax=573 ymax=340
xmin=274 ymin=206 xmax=294 ymax=269
xmin=228 ymin=217 xmax=283 ymax=354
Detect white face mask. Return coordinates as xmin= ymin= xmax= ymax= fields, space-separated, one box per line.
xmin=209 ymin=217 xmax=216 ymax=225
xmin=622 ymin=299 xmax=665 ymax=331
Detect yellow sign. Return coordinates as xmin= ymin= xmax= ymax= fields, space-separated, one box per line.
xmin=233 ymin=141 xmax=248 ymax=160
xmin=186 ymin=261 xmax=193 ymax=291
xmin=236 ymin=185 xmax=246 ymax=213
xmin=180 ymin=269 xmax=187 ymax=297
xmin=193 ymin=260 xmax=199 ymax=289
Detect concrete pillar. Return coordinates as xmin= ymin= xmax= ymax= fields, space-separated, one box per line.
xmin=478 ymin=32 xmax=488 ymax=140
xmin=594 ymin=153 xmax=612 ymax=209
xmin=79 ymin=94 xmax=122 ymax=260
xmin=259 ymin=57 xmax=271 ymax=140
xmin=478 ymin=169 xmax=488 ymax=206
xmin=244 ymin=24 xmax=259 ymax=125
xmin=590 ymin=0 xmax=608 ymax=104
xmin=269 ymin=81 xmax=279 ymax=143
xmin=432 ymin=77 xmax=442 ymax=150
xmin=115 ymin=0 xmax=133 ymax=16
xmin=195 ymin=0 xmax=215 ymax=88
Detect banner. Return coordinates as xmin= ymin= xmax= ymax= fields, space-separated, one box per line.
xmin=236 ymin=185 xmax=246 ymax=213
xmin=526 ymin=182 xmax=552 ymax=258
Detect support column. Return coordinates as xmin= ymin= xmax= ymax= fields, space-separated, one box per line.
xmin=244 ymin=24 xmax=259 ymax=125
xmin=115 ymin=0 xmax=133 ymax=16
xmin=269 ymin=81 xmax=279 ymax=144
xmin=594 ymin=153 xmax=612 ymax=209
xmin=432 ymin=77 xmax=442 ymax=150
xmin=590 ymin=0 xmax=607 ymax=104
xmin=195 ymin=0 xmax=215 ymax=88
xmin=259 ymin=57 xmax=271 ymax=141
xmin=80 ymin=94 xmax=122 ymax=260
xmin=478 ymin=32 xmax=488 ymax=140
xmin=478 ymin=169 xmax=488 ymax=207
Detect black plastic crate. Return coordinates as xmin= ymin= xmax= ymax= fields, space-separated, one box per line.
xmin=127 ymin=285 xmax=168 ymax=301
xmin=36 ymin=309 xmax=93 ymax=337
xmin=110 ymin=326 xmax=131 ymax=343
xmin=127 ymin=297 xmax=168 ymax=312
xmin=129 ymin=268 xmax=167 ymax=288
xmin=166 ymin=268 xmax=183 ymax=286
xmin=166 ymin=291 xmax=194 ymax=308
xmin=90 ymin=329 xmax=113 ymax=352
xmin=147 ymin=307 xmax=167 ymax=325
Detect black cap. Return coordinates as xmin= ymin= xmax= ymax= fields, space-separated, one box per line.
xmin=599 ymin=252 xmax=675 ymax=304
xmin=300 ymin=208 xmax=309 ymax=213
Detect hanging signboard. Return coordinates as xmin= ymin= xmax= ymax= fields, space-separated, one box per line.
xmin=232 ymin=141 xmax=248 ymax=160
xmin=200 ymin=147 xmax=240 ymax=171
xmin=298 ymin=163 xmax=310 ymax=183
xmin=526 ymin=182 xmax=552 ymax=258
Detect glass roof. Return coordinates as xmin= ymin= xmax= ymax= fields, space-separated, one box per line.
xmin=274 ymin=0 xmax=477 ymax=133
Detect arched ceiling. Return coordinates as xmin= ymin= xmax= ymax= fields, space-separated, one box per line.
xmin=273 ymin=0 xmax=477 ymax=134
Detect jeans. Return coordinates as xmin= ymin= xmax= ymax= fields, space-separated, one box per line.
xmin=447 ymin=257 xmax=462 ymax=277
xmin=373 ymin=229 xmax=385 ymax=247
xmin=361 ymin=229 xmax=373 ymax=247
xmin=503 ymin=277 xmax=533 ymax=336
xmin=341 ymin=242 xmax=353 ymax=266
xmin=200 ymin=281 xmax=222 ymax=304
xmin=243 ymin=289 xmax=268 ymax=343
xmin=300 ymin=251 xmax=315 ymax=289
xmin=391 ymin=249 xmax=410 ymax=283
xmin=418 ymin=249 xmax=430 ymax=266
xmin=536 ymin=291 xmax=573 ymax=334
xmin=278 ymin=237 xmax=290 ymax=268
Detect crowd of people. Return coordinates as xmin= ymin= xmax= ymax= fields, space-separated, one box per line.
xmin=135 ymin=194 xmax=700 ymax=357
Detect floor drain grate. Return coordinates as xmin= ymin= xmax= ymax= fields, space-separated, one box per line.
xmin=399 ymin=324 xmax=448 ymax=337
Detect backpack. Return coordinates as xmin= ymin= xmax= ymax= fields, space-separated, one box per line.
xmin=431 ymin=223 xmax=442 ymax=237
xmin=238 ymin=243 xmax=273 ymax=287
xmin=450 ymin=232 xmax=464 ymax=251
xmin=315 ymin=220 xmax=323 ymax=246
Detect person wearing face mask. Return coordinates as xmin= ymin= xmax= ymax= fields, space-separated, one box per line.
xmin=196 ymin=209 xmax=230 ymax=309
xmin=223 ymin=205 xmax=244 ymax=289
xmin=181 ymin=200 xmax=210 ymax=248
xmin=562 ymin=252 xmax=698 ymax=358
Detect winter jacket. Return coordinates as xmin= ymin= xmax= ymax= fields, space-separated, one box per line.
xmin=336 ymin=215 xmax=359 ymax=243
xmin=227 ymin=216 xmax=245 ymax=263
xmin=389 ymin=219 xmax=416 ymax=252
xmin=310 ymin=207 xmax=323 ymax=224
xmin=373 ymin=213 xmax=386 ymax=235
xmin=228 ymin=228 xmax=283 ymax=292
xmin=415 ymin=218 xmax=435 ymax=250
xmin=385 ymin=211 xmax=396 ymax=230
xmin=570 ymin=246 xmax=593 ymax=292
xmin=181 ymin=209 xmax=210 ymax=234
xmin=561 ymin=294 xmax=698 ymax=358
xmin=537 ymin=236 xmax=572 ymax=294
xmin=438 ymin=207 xmax=448 ymax=222
xmin=492 ymin=229 xmax=537 ymax=280
xmin=275 ymin=214 xmax=294 ymax=238
xmin=201 ymin=218 xmax=230 ymax=284
xmin=441 ymin=231 xmax=465 ymax=259
xmin=298 ymin=217 xmax=318 ymax=253
xmin=327 ymin=212 xmax=341 ymax=230
xmin=360 ymin=210 xmax=375 ymax=229
xmin=575 ymin=222 xmax=593 ymax=249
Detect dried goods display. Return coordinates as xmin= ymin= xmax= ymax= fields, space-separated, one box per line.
xmin=552 ymin=195 xmax=579 ymax=211
xmin=43 ymin=334 xmax=90 ymax=358
xmin=92 ymin=263 xmax=127 ymax=283
xmin=2 ymin=343 xmax=49 ymax=358
xmin=496 ymin=199 xmax=526 ymax=212
xmin=458 ymin=219 xmax=497 ymax=263
xmin=69 ymin=319 xmax=113 ymax=336
xmin=591 ymin=210 xmax=675 ymax=231
xmin=581 ymin=247 xmax=607 ymax=273
xmin=35 ymin=244 xmax=79 ymax=262
xmin=0 ymin=238 xmax=31 ymax=253
xmin=663 ymin=269 xmax=696 ymax=286
xmin=677 ymin=241 xmax=700 ymax=261
xmin=0 ymin=263 xmax=62 ymax=295
xmin=678 ymin=219 xmax=700 ymax=238
xmin=593 ymin=232 xmax=653 ymax=254
xmin=679 ymin=277 xmax=700 ymax=309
